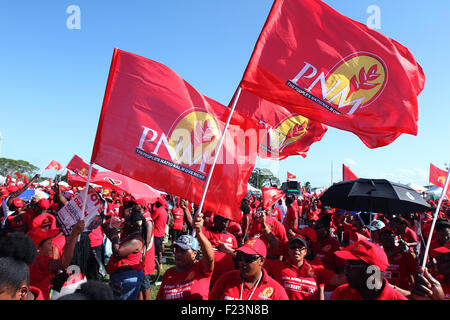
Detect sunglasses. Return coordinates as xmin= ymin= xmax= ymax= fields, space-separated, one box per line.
xmin=288 ymin=245 xmax=306 ymax=251
xmin=236 ymin=252 xmax=261 ymax=264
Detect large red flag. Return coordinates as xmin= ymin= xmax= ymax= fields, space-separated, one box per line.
xmin=45 ymin=160 xmax=63 ymax=171
xmin=262 ymin=186 xmax=285 ymax=209
xmin=91 ymin=49 xmax=257 ymax=222
xmin=343 ymin=164 xmax=358 ymax=181
xmin=240 ymin=0 xmax=425 ymax=148
xmin=232 ymin=89 xmax=327 ymax=159
xmin=67 ymin=155 xmax=98 ymax=179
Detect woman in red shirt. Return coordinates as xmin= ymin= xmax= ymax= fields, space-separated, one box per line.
xmin=156 ymin=212 xmax=214 ymax=300
xmin=104 ymin=210 xmax=148 ymax=300
xmin=28 ymin=219 xmax=85 ymax=300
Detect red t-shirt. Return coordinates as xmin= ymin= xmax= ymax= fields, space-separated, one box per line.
xmin=88 ymin=225 xmax=104 ymax=248
xmin=312 ymin=236 xmax=341 ymax=271
xmin=283 ymin=206 xmax=298 ymax=231
xmin=209 ymin=269 xmax=289 ymax=300
xmin=331 ymin=279 xmax=408 ymax=300
xmin=156 ymin=261 xmax=212 ymax=300
xmin=171 ymin=207 xmax=184 ymax=230
xmin=29 ymin=255 xmax=53 ymax=300
xmin=29 ymin=286 xmax=45 ymax=300
xmin=152 ymin=206 xmax=168 ymax=238
xmin=249 ymin=216 xmax=288 ymax=257
xmin=265 ymin=259 xmax=334 ymax=300
xmin=106 ymin=235 xmax=145 ymax=274
xmin=384 ymin=250 xmax=417 ymax=290
xmin=143 ymin=212 xmax=155 ymax=276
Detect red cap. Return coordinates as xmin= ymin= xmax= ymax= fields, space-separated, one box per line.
xmin=27 ymin=227 xmax=60 ymax=246
xmin=236 ymin=238 xmax=267 ymax=258
xmin=37 ymin=198 xmax=50 ymax=209
xmin=32 ymin=213 xmax=57 ymax=230
xmin=294 ymin=227 xmax=317 ymax=243
xmin=334 ymin=239 xmax=389 ymax=272
xmin=135 ymin=199 xmax=147 ymax=207
xmin=13 ymin=198 xmax=24 ymax=208
xmin=433 ymin=244 xmax=450 ymax=255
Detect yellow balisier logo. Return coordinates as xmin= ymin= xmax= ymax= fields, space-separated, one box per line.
xmin=326 ymin=53 xmax=387 ymax=110
xmin=169 ymin=111 xmax=220 ymax=167
xmin=268 ymin=115 xmax=309 ymax=153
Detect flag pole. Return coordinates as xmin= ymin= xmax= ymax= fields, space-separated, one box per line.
xmin=192 ymin=87 xmax=242 ymax=236
xmin=421 ymin=167 xmax=450 ymax=269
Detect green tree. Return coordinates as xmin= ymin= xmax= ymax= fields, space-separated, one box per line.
xmin=0 ymin=157 xmax=40 ymax=178
xmin=248 ymin=168 xmax=280 ymax=190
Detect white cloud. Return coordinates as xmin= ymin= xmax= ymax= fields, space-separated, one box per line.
xmin=345 ymin=158 xmax=357 ymax=166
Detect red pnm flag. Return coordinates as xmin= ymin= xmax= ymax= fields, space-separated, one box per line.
xmin=287 ymin=172 xmax=296 ymax=180
xmin=239 ymin=0 xmax=425 ymax=148
xmin=232 ymin=89 xmax=327 ymax=159
xmin=430 ymin=163 xmax=447 ymax=188
xmin=343 ymin=164 xmax=358 ymax=181
xmin=91 ymin=49 xmax=257 ymax=222
xmin=5 ymin=175 xmax=12 ymax=186
xmin=67 ymin=155 xmax=98 ymax=179
xmin=45 ymin=160 xmax=63 ymax=171
xmin=15 ymin=172 xmax=23 ymax=180
xmin=262 ymin=186 xmax=285 ymax=209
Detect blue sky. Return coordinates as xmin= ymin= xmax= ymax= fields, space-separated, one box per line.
xmin=0 ymin=0 xmax=449 ymax=188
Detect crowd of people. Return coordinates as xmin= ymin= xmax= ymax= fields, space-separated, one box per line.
xmin=0 ymin=173 xmax=449 ymax=301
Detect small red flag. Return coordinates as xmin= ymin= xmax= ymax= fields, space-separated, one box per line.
xmin=430 ymin=163 xmax=447 ymax=188
xmin=67 ymin=155 xmax=98 ymax=179
xmin=343 ymin=164 xmax=358 ymax=181
xmin=90 ymin=49 xmax=257 ymax=222
xmin=5 ymin=175 xmax=12 ymax=186
xmin=23 ymin=175 xmax=29 ymax=184
xmin=287 ymin=172 xmax=296 ymax=180
xmin=262 ymin=187 xmax=285 ymax=209
xmin=240 ymin=0 xmax=425 ymax=148
xmin=15 ymin=172 xmax=23 ymax=180
xmin=45 ymin=160 xmax=63 ymax=171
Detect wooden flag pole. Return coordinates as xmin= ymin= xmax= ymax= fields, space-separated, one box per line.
xmin=192 ymin=87 xmax=242 ymax=237
xmin=421 ymin=167 xmax=450 ymax=269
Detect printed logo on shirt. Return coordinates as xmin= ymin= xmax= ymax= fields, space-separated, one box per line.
xmin=262 ymin=287 xmax=274 ymax=298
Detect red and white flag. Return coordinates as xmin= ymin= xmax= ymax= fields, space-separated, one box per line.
xmin=262 ymin=186 xmax=285 ymax=209
xmin=67 ymin=155 xmax=98 ymax=179
xmin=287 ymin=172 xmax=296 ymax=180
xmin=45 ymin=160 xmax=63 ymax=171
xmin=429 ymin=163 xmax=449 ymax=200
xmin=240 ymin=0 xmax=425 ymax=148
xmin=343 ymin=164 xmax=358 ymax=181
xmin=91 ymin=49 xmax=257 ymax=222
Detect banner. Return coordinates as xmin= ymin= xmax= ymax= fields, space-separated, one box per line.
xmin=56 ymin=186 xmax=104 ymax=236
xmin=91 ymin=49 xmax=257 ymax=222
xmin=343 ymin=164 xmax=358 ymax=181
xmin=240 ymin=0 xmax=425 ymax=148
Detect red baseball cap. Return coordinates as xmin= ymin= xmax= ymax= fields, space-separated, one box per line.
xmin=334 ymin=239 xmax=389 ymax=272
xmin=135 ymin=199 xmax=147 ymax=207
xmin=294 ymin=227 xmax=317 ymax=243
xmin=236 ymin=238 xmax=267 ymax=258
xmin=37 ymin=198 xmax=50 ymax=209
xmin=433 ymin=244 xmax=450 ymax=255
xmin=13 ymin=198 xmax=24 ymax=208
xmin=27 ymin=227 xmax=60 ymax=246
xmin=32 ymin=213 xmax=57 ymax=230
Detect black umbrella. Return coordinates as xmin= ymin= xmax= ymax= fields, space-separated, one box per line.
xmin=320 ymin=178 xmax=431 ymax=215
